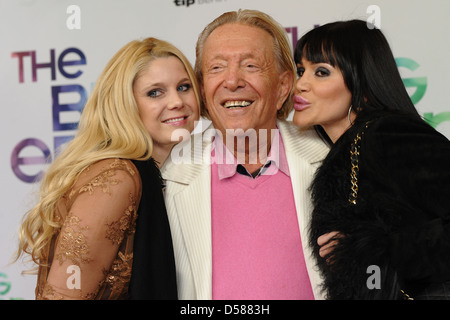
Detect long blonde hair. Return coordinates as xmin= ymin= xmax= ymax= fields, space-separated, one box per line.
xmin=15 ymin=37 xmax=200 ymax=269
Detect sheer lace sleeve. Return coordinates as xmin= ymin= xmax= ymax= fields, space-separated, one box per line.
xmin=37 ymin=159 xmax=141 ymax=300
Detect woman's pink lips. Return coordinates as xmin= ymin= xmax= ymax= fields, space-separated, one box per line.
xmin=293 ymin=95 xmax=311 ymax=111
xmin=162 ymin=115 xmax=188 ymax=126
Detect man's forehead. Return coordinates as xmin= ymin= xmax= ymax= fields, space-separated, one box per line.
xmin=204 ymin=51 xmax=262 ymax=61
xmin=205 ymin=23 xmax=274 ymax=47
xmin=203 ymin=25 xmax=274 ymax=60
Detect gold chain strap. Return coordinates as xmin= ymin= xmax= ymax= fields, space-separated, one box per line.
xmin=347 ymin=121 xmax=414 ymax=300
xmin=400 ymin=290 xmax=414 ymax=300
xmin=348 ymin=122 xmax=372 ymax=205
xmin=349 ymin=131 xmax=363 ymax=205
xmin=349 ymin=121 xmax=371 ymax=204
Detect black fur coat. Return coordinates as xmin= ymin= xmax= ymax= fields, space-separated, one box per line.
xmin=309 ymin=112 xmax=450 ymax=300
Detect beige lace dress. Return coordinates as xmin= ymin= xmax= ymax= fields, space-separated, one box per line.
xmin=35 ymin=158 xmax=142 ymax=299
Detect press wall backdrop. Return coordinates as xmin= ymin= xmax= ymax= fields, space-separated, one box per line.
xmin=1 ymin=0 xmax=449 ymax=299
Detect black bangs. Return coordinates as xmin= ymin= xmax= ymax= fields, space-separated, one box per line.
xmin=294 ymin=27 xmax=338 ymax=67
xmin=294 ymin=19 xmax=421 ymax=119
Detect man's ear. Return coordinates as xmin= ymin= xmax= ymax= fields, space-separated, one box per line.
xmin=200 ymin=83 xmax=205 ymax=99
xmin=277 ymin=70 xmax=294 ymax=111
xmin=200 ymin=84 xmax=209 ymax=114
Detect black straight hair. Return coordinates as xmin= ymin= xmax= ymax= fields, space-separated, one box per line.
xmin=294 ymin=20 xmax=421 ymax=120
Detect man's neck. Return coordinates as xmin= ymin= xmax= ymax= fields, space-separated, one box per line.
xmin=222 ymin=127 xmax=277 ymax=174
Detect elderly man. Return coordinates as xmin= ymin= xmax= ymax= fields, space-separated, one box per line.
xmin=162 ymin=9 xmax=329 ymax=300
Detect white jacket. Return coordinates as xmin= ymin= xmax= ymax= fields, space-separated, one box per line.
xmin=161 ymin=120 xmax=330 ymax=300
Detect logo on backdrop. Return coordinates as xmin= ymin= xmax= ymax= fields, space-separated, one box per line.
xmin=10 ymin=47 xmax=88 ymax=183
xmin=173 ymin=0 xmax=227 ymax=7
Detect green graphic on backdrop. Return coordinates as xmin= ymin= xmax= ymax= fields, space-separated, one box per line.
xmin=395 ymin=57 xmax=427 ymax=105
xmin=0 ymin=273 xmax=11 ymax=296
xmin=396 ymin=57 xmax=450 ymax=128
xmin=0 ymin=272 xmax=23 ymax=300
xmin=424 ymin=112 xmax=450 ymax=129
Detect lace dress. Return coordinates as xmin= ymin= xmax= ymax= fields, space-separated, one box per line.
xmin=35 ymin=158 xmax=142 ymax=300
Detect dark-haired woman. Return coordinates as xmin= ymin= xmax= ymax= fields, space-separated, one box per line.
xmin=293 ymin=19 xmax=450 ymax=300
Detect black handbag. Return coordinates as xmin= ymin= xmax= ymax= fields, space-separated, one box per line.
xmin=348 ymin=122 xmax=450 ymax=300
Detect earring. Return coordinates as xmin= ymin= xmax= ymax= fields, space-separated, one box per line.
xmin=348 ymin=105 xmax=354 ymax=126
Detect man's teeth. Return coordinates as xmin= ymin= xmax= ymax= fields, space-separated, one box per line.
xmin=224 ymin=101 xmax=252 ymax=109
xmin=163 ymin=117 xmax=185 ymax=124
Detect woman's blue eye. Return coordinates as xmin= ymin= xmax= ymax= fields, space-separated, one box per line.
xmin=178 ymin=83 xmax=191 ymax=92
xmin=147 ymin=89 xmax=161 ymax=98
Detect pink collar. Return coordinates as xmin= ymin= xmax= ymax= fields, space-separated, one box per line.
xmin=211 ymin=128 xmax=290 ymax=180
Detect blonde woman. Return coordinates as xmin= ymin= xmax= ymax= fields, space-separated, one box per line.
xmin=15 ymin=37 xmax=200 ymax=300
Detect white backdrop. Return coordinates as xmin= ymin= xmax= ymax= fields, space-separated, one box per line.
xmin=1 ymin=0 xmax=449 ymax=300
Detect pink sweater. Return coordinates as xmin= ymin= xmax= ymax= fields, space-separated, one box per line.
xmin=211 ymin=134 xmax=314 ymax=300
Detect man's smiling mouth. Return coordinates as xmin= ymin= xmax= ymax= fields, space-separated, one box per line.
xmin=223 ymin=100 xmax=253 ymax=109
